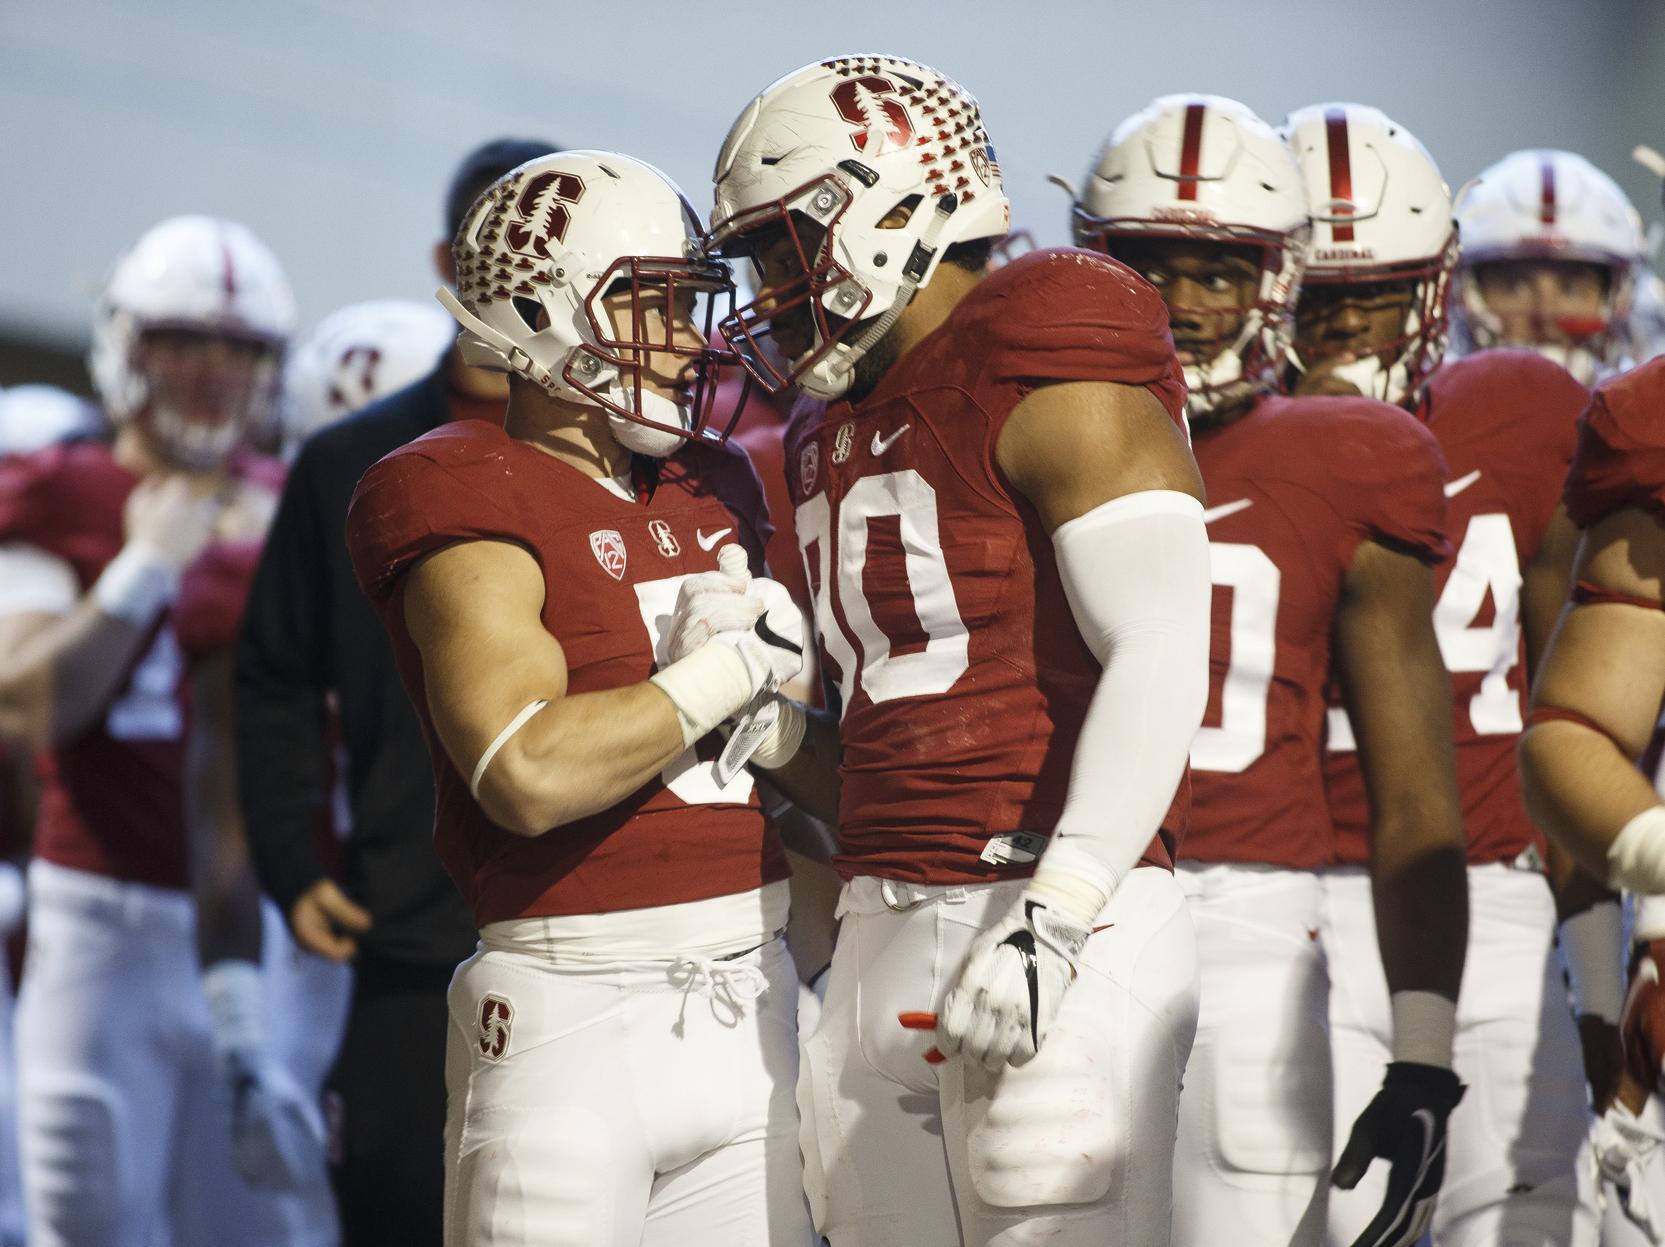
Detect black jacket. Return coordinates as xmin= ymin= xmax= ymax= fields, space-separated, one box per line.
xmin=234 ymin=366 xmax=476 ymax=966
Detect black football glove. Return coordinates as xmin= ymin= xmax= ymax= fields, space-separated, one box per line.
xmin=1332 ymin=1061 xmax=1465 ymax=1247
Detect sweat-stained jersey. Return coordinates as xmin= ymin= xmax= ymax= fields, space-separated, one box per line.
xmin=345 ymin=420 xmax=790 ymax=927
xmin=1326 ymin=351 xmax=1588 ymax=866
xmin=783 ymin=247 xmax=1190 ymax=884
xmin=0 ymin=442 xmax=279 ymax=888
xmin=1565 ymin=355 xmax=1665 ymax=527
xmin=1186 ymin=394 xmax=1450 ymax=868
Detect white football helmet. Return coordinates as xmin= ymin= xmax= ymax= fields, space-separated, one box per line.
xmin=89 ymin=216 xmax=295 ymax=468
xmin=1281 ymin=103 xmax=1458 ymax=406
xmin=710 ymin=55 xmax=1011 ymax=399
xmin=1070 ymin=95 xmax=1310 ymax=416
xmin=1453 ymin=149 xmax=1645 ymax=381
xmin=1630 ymin=266 xmax=1665 ymax=365
xmin=439 ymin=150 xmax=739 ymax=458
xmin=281 ymin=300 xmax=453 ymax=459
xmin=0 ymin=385 xmax=107 ymax=456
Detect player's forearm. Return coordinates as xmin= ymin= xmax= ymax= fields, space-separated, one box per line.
xmin=188 ymin=656 xmax=265 ymax=965
xmin=1520 ymin=720 xmax=1662 ymax=880
xmin=0 ymin=604 xmax=153 ymax=748
xmin=476 ymin=681 xmax=687 ymax=836
xmin=749 ymin=704 xmax=841 ymax=825
xmin=1371 ymin=828 xmax=1467 ymax=1002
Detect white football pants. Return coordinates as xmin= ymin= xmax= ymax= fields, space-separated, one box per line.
xmin=15 ymin=860 xmax=337 ymax=1247
xmin=1323 ymin=864 xmax=1598 ymax=1247
xmin=1171 ymin=863 xmax=1334 ymax=1247
xmin=799 ymin=865 xmax=1199 ymax=1247
xmin=442 ymin=932 xmax=809 ymax=1247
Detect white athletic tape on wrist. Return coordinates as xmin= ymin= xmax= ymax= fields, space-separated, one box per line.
xmin=1608 ymin=806 xmax=1665 ymax=894
xmin=91 ymin=543 xmax=181 ymax=627
xmin=203 ymin=959 xmax=266 ymax=1060
xmin=1390 ymin=989 xmax=1457 ymax=1068
xmin=1636 ymin=892 xmax=1665 ymax=943
xmin=1027 ymin=837 xmax=1118 ymax=929
xmin=469 ymin=699 xmax=549 ymax=800
xmin=1561 ymin=900 xmax=1626 ymax=1023
xmin=649 ymin=642 xmax=756 ymax=748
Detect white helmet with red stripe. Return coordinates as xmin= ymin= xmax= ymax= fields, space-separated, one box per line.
xmin=1070 ymin=94 xmax=1309 ymax=415
xmin=1453 ymin=149 xmax=1645 ymax=380
xmin=0 ymin=385 xmax=107 ymax=456
xmin=280 ymin=299 xmax=454 ymax=460
xmin=90 ymin=216 xmax=295 ymax=468
xmin=710 ymin=55 xmax=1011 ymax=399
xmin=1281 ymin=103 xmax=1458 ymax=406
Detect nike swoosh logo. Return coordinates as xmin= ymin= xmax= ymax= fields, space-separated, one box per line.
xmin=1444 ymin=469 xmax=1482 ymax=498
xmin=1203 ymin=498 xmax=1253 ymax=524
xmin=871 ymin=424 xmax=911 ymax=455
xmin=696 ymin=527 xmax=733 ymax=551
xmin=754 ymin=615 xmax=803 ymax=656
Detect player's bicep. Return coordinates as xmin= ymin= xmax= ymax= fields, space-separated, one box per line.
xmin=402 ymin=539 xmax=568 ymax=781
xmin=995 ymin=380 xmax=1204 ymax=533
xmin=1335 ymin=541 xmax=1455 ymax=799
xmin=1533 ymin=507 xmax=1665 ymax=760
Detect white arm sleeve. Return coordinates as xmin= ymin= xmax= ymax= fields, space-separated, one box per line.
xmin=0 ymin=543 xmax=77 ymax=618
xmin=1032 ymin=490 xmax=1211 ymax=912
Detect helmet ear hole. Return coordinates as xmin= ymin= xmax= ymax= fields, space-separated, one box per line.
xmin=880 ymin=195 xmax=923 ymax=229
xmin=510 ymin=297 xmax=542 ymax=332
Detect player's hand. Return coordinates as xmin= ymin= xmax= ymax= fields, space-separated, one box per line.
xmin=1291 ymin=354 xmax=1365 ymax=399
xmin=222 ymin=1050 xmax=326 ymax=1192
xmin=1592 ymin=1099 xmax=1665 ymax=1240
xmin=123 ymin=471 xmax=224 ymax=571
xmin=1623 ymin=940 xmax=1665 ymax=1092
xmin=1332 ymin=1061 xmax=1465 ymax=1247
xmin=1579 ymin=1013 xmax=1625 ymax=1112
xmin=937 ymin=897 xmax=1089 ymax=1070
xmin=667 ymin=551 xmax=763 ymax=662
xmin=288 ymin=878 xmax=371 ymax=962
xmin=713 ymin=596 xmax=805 ymax=700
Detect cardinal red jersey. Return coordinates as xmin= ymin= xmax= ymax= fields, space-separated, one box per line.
xmin=1186 ymin=394 xmax=1450 ymax=868
xmin=1325 ymin=352 xmax=1588 ymax=867
xmin=346 ymin=420 xmax=789 ymax=926
xmin=1565 ymin=355 xmax=1665 ymax=527
xmin=783 ymin=248 xmax=1189 ymax=884
xmin=0 ymin=442 xmax=280 ymax=888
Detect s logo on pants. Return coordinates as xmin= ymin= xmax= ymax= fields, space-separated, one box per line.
xmin=478 ymin=995 xmax=514 ymax=1062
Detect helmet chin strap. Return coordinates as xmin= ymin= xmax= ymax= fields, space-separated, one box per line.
xmin=436 ymin=287 xmax=547 ymax=385
xmin=804 ymin=194 xmax=960 ymax=399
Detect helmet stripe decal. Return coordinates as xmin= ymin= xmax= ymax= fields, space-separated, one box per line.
xmin=1177 ymin=102 xmax=1206 ymax=200
xmin=218 ymin=229 xmax=238 ymax=299
xmin=1540 ymin=157 xmax=1557 ymax=225
xmin=1324 ymin=107 xmax=1355 ymax=243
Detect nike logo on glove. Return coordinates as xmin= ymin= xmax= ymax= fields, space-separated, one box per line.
xmin=696 ymin=527 xmax=733 ymax=551
xmin=871 ymin=424 xmax=911 ymax=455
xmin=754 ymin=615 xmax=803 ymax=655
xmin=1444 ymin=469 xmax=1482 ymax=498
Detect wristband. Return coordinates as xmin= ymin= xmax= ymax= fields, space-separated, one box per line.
xmin=751 ymin=697 xmax=807 ymax=770
xmin=1608 ymin=806 xmax=1665 ymax=893
xmin=1561 ymin=900 xmax=1626 ymax=1024
xmin=91 ymin=543 xmax=181 ymax=628
xmin=1027 ymin=837 xmax=1119 ymax=929
xmin=648 ymin=642 xmax=754 ymax=747
xmin=202 ymin=959 xmax=266 ymax=1060
xmin=1390 ymin=989 xmax=1456 ymax=1069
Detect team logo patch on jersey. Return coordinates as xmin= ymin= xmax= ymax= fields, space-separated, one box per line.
xmin=647 ymin=519 xmax=680 ymax=558
xmin=589 ymin=529 xmax=627 ymax=580
xmin=478 ymin=994 xmax=513 ymax=1062
xmin=832 ymin=422 xmax=854 ymax=464
xmin=800 ymin=442 xmax=821 ymax=495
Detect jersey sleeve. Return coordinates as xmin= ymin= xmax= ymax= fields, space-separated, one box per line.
xmin=172 ymin=541 xmax=263 ymax=662
xmin=1566 ymin=357 xmax=1665 ymax=527
xmin=976 ymin=249 xmax=1188 ymax=426
xmin=1331 ymin=398 xmax=1452 ymax=564
xmin=346 ymin=432 xmax=533 ymax=606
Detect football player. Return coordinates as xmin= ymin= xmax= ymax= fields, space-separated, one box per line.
xmin=670 ymin=55 xmax=1213 ymax=1246
xmin=1452 ymin=149 xmax=1646 ymax=385
xmin=1520 ymin=353 xmax=1665 ymax=1231
xmin=1283 ymin=102 xmax=1602 ymax=1246
xmin=0 ymin=217 xmax=333 ymax=1245
xmin=344 ymin=150 xmax=811 ymax=1247
xmin=1067 ymin=96 xmax=1469 ymax=1247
